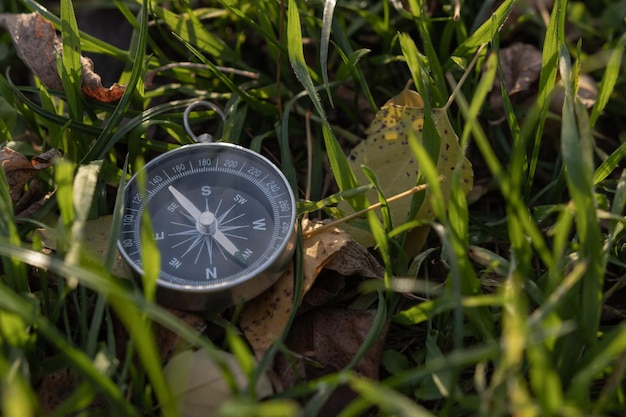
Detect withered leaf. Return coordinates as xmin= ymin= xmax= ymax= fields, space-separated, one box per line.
xmin=240 ymin=220 xmax=384 ymax=357
xmin=163 ymin=349 xmax=274 ymax=417
xmin=80 ymin=57 xmax=127 ymax=103
xmin=0 ymin=13 xmax=62 ymax=90
xmin=325 ymin=239 xmax=385 ymax=278
xmin=489 ymin=42 xmax=542 ymax=114
xmin=0 ymin=147 xmax=59 ymax=204
xmin=0 ymin=12 xmax=126 ymax=103
xmin=274 ymin=308 xmax=388 ymax=415
xmin=37 ymin=368 xmax=107 ymax=414
xmin=34 ymin=215 xmax=134 ymax=279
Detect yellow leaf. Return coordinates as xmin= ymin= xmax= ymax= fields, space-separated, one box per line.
xmin=240 ymin=219 xmax=354 ymax=357
xmin=344 ymin=87 xmax=473 ymax=252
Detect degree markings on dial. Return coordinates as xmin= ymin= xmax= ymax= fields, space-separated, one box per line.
xmin=267 ymin=192 xmax=287 ymax=200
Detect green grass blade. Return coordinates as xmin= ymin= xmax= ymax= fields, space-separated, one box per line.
xmin=280 ymin=90 xmax=311 ymax=190
xmin=297 ymin=184 xmax=373 ymax=214
xmin=21 ymin=0 xmax=129 ymax=60
xmin=452 ymin=0 xmax=516 ymax=58
xmin=320 ymin=0 xmax=336 ymax=106
xmin=322 ymin=124 xmax=366 ymax=209
xmin=108 ymin=296 xmax=176 ymax=417
xmin=0 ymin=161 xmax=28 ymax=292
xmin=287 ymin=0 xmax=326 ymax=122
xmin=59 ymin=0 xmax=84 ymax=123
xmin=593 ymin=141 xmax=626 ymax=185
xmin=527 ymin=0 xmax=567 ymax=195
xmin=150 ymin=4 xmax=235 ymax=63
xmin=559 ymin=44 xmax=604 ymax=343
xmin=330 ymin=19 xmax=376 ymax=111
xmin=399 ymin=33 xmax=441 ymax=163
xmin=455 ymin=54 xmax=554 ymax=270
xmin=175 ymin=33 xmax=275 ymax=115
xmin=81 ymin=1 xmax=149 ymax=164
xmin=0 ymin=279 xmax=139 ymax=416
xmin=105 ymin=156 xmax=128 ymax=272
xmin=134 ymin=160 xmax=159 ymax=303
xmin=341 ymin=372 xmax=436 ymax=417
xmin=590 ymin=32 xmax=626 ymax=127
xmin=71 ymin=161 xmax=102 ymax=239
xmin=567 ymin=320 xmax=626 ymax=404
xmin=0 ymin=355 xmax=35 ymax=417
xmin=404 ymin=0 xmax=446 ymax=104
xmin=55 ymin=160 xmax=75 ymax=236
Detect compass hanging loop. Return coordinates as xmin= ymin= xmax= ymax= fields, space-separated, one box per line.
xmin=183 ymin=101 xmax=226 ymax=143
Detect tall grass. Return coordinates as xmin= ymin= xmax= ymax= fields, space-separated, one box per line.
xmin=0 ymin=0 xmax=625 ymax=416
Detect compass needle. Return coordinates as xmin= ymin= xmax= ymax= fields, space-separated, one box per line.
xmin=168 ymin=185 xmax=202 ymax=220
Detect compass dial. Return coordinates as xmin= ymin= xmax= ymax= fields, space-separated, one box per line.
xmin=118 ymin=143 xmax=296 ymax=311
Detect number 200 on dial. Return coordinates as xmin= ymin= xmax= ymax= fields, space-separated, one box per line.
xmin=118 ymin=143 xmax=297 ymax=311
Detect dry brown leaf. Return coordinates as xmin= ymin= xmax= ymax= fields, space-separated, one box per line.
xmin=550 ymin=73 xmax=598 ymax=114
xmin=0 ymin=13 xmax=62 ymax=90
xmin=37 ymin=368 xmax=107 ymax=414
xmin=0 ymin=12 xmax=126 ymax=103
xmin=0 ymin=147 xmax=59 ymax=204
xmin=240 ymin=219 xmax=384 ymax=357
xmin=154 ymin=307 xmax=207 ymax=362
xmin=489 ymin=42 xmax=543 ymax=115
xmin=274 ymin=308 xmax=388 ymax=415
xmin=80 ymin=55 xmax=127 ymax=103
xmin=325 ymin=239 xmax=385 ymax=278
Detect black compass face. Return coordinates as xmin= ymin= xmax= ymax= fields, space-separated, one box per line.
xmin=118 ymin=143 xmax=296 ymax=307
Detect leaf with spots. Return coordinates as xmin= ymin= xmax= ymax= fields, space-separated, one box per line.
xmin=344 ymin=87 xmax=473 ymax=249
xmin=239 ymin=219 xmax=383 ymax=357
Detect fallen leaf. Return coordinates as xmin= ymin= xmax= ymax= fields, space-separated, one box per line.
xmin=274 ymin=308 xmax=388 ymax=415
xmin=0 ymin=12 xmax=126 ymax=103
xmin=154 ymin=307 xmax=208 ymax=362
xmin=163 ymin=349 xmax=274 ymax=417
xmin=325 ymin=239 xmax=386 ymax=278
xmin=0 ymin=147 xmax=59 ymax=205
xmin=0 ymin=13 xmax=62 ymax=90
xmin=36 ymin=368 xmax=107 ymax=414
xmin=550 ymin=73 xmax=598 ymax=114
xmin=240 ymin=219 xmax=384 ymax=357
xmin=489 ymin=43 xmax=543 ymax=115
xmin=34 ymin=215 xmax=134 ymax=279
xmin=80 ymin=56 xmax=127 ymax=103
xmin=238 ymin=265 xmax=295 ymax=357
xmin=343 ymin=87 xmax=474 ymax=255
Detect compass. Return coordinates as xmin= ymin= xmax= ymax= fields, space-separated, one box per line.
xmin=118 ymin=102 xmax=297 ymax=311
